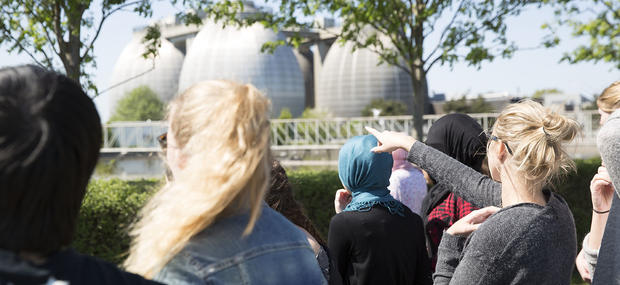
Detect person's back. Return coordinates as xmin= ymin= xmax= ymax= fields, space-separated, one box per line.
xmin=0 ymin=65 xmax=159 ymax=284
xmin=124 ymin=81 xmax=325 ymax=284
xmin=156 ymin=205 xmax=325 ymax=284
xmin=329 ymin=205 xmax=429 ymax=285
xmin=329 ymin=135 xmax=431 ymax=285
xmin=447 ymin=190 xmax=576 ymax=284
xmin=0 ymin=249 xmax=159 ymax=285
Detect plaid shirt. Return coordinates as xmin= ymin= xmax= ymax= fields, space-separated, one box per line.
xmin=426 ymin=192 xmax=478 ymax=270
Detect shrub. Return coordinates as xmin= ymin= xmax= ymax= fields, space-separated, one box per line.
xmin=287 ymin=169 xmax=342 ymax=239
xmin=72 ymin=179 xmax=160 ymax=264
xmin=361 ymin=98 xmax=408 ymax=116
xmin=553 ymin=157 xmax=602 ymax=248
xmin=73 ymin=159 xmax=602 ymax=266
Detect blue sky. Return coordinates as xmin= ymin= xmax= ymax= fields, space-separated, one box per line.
xmin=0 ymin=1 xmax=618 ymax=122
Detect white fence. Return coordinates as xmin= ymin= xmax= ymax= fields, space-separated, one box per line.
xmin=101 ymin=111 xmax=601 ymax=154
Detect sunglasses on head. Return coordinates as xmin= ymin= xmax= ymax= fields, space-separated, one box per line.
xmin=484 ymin=130 xmax=513 ymax=156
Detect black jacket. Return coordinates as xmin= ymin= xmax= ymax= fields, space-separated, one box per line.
xmin=0 ymin=248 xmax=161 ymax=285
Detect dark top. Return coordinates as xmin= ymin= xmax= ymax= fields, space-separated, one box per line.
xmin=592 ymin=109 xmax=620 ymax=285
xmin=592 ymin=193 xmax=620 ymax=284
xmin=408 ymin=141 xmax=577 ymax=284
xmin=327 ymin=205 xmax=431 ymax=285
xmin=0 ymin=248 xmax=161 ymax=285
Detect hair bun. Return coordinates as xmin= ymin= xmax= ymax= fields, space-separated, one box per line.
xmin=542 ymin=111 xmax=579 ymax=143
xmin=493 ymin=99 xmax=579 ymax=186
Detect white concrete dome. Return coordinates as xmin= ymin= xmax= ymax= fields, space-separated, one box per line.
xmin=108 ymin=37 xmax=184 ymax=110
xmin=178 ymin=22 xmax=306 ymax=116
xmin=316 ymin=41 xmax=414 ymax=117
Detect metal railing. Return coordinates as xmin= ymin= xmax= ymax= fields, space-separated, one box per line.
xmin=101 ymin=111 xmax=601 ymax=153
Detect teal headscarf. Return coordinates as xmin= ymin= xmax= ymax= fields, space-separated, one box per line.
xmin=338 ymin=135 xmax=405 ymax=216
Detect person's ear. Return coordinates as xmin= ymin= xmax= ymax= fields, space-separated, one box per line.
xmin=496 ymin=142 xmax=508 ymax=163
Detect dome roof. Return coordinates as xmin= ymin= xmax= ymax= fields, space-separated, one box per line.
xmin=107 ymin=37 xmax=184 ymax=111
xmin=178 ymin=23 xmax=305 ymax=117
xmin=315 ymin=41 xmax=414 ymax=117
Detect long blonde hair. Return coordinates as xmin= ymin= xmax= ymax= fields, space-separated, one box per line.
xmin=493 ymin=100 xmax=579 ymax=188
xmin=124 ymin=80 xmax=272 ymax=278
xmin=597 ymin=81 xmax=620 ymax=113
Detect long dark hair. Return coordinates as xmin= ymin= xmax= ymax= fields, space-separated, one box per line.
xmin=266 ymin=160 xmax=327 ymax=247
xmin=0 ymin=65 xmax=102 ymax=254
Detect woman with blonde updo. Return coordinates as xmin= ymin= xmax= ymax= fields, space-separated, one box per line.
xmin=367 ymin=100 xmax=580 ymax=284
xmin=576 ymin=81 xmax=620 ymax=284
xmin=124 ymin=81 xmax=325 ymax=284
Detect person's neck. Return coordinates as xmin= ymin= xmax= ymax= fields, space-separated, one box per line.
xmin=500 ymin=169 xmax=547 ymax=207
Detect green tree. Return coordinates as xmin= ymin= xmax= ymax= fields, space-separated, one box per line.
xmin=300 ymin=108 xmax=331 ymax=119
xmin=361 ymin=99 xmax=408 ymax=116
xmin=205 ymin=0 xmax=542 ymax=140
xmin=444 ymin=95 xmax=494 ymax=113
xmin=443 ymin=96 xmax=470 ymax=113
xmin=543 ymin=0 xmax=619 ymax=68
xmin=278 ymin=107 xmax=293 ymax=119
xmin=0 ymin=0 xmax=165 ymax=92
xmin=470 ymin=95 xmax=495 ymax=113
xmin=109 ymin=86 xmax=164 ymax=122
xmin=532 ymin=88 xmax=562 ymax=99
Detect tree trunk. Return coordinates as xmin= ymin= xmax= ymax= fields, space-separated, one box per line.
xmin=61 ymin=53 xmax=81 ymax=83
xmin=410 ymin=63 xmax=428 ymax=141
xmin=57 ymin=3 xmax=85 ymax=85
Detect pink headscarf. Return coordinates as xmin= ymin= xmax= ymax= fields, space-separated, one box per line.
xmin=392 ymin=149 xmax=414 ymax=171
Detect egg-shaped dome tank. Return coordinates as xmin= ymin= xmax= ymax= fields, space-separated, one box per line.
xmin=316 ymin=41 xmax=414 ymax=117
xmin=107 ymin=36 xmax=184 ymax=112
xmin=178 ymin=22 xmax=306 ymax=117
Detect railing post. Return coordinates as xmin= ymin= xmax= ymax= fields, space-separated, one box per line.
xmin=103 ymin=125 xmax=109 ymax=148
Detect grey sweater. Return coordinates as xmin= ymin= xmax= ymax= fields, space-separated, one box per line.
xmin=591 ymin=109 xmax=620 ymax=285
xmin=407 ymin=141 xmax=577 ymax=284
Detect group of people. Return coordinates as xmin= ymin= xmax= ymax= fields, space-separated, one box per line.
xmin=0 ymin=64 xmax=618 ymax=285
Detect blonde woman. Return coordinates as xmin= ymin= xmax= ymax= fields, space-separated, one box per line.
xmin=124 ymin=81 xmax=325 ymax=284
xmin=367 ymin=100 xmax=580 ymax=284
xmin=576 ymin=81 xmax=620 ymax=284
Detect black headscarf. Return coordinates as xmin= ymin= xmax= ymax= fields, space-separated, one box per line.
xmin=420 ymin=113 xmax=488 ymax=221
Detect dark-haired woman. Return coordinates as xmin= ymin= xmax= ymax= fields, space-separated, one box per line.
xmin=420 ymin=113 xmax=487 ymax=270
xmin=266 ymin=160 xmax=330 ymax=280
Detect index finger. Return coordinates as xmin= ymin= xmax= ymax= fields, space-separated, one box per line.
xmin=365 ymin=126 xmax=381 ymax=138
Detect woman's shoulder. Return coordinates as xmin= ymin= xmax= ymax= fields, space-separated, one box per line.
xmin=469 ymin=194 xmax=575 ymax=250
xmin=184 ymin=206 xmax=310 ymax=256
xmin=329 ymin=210 xmax=360 ymax=226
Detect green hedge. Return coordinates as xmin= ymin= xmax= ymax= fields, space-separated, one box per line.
xmin=554 ymin=157 xmax=602 ymax=248
xmin=72 ymin=179 xmax=161 ymax=265
xmin=287 ymin=169 xmax=342 ymax=239
xmin=73 ymin=159 xmax=602 ymax=267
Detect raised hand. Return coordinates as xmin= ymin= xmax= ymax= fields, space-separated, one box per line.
xmin=590 ymin=166 xmax=614 ymax=213
xmin=446 ymin=206 xmax=501 ymax=237
xmin=334 ymin=189 xmax=352 ymax=214
xmin=365 ymin=126 xmax=417 ymax=153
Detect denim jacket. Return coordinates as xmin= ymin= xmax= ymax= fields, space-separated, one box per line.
xmin=154 ymin=204 xmax=326 ymax=285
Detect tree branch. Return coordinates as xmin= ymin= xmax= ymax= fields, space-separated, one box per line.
xmin=424 ymin=0 xmax=465 ymax=63
xmin=425 ymin=1 xmax=522 ymax=72
xmin=0 ymin=25 xmax=48 ymax=67
xmin=53 ymin=1 xmax=65 ymax=48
